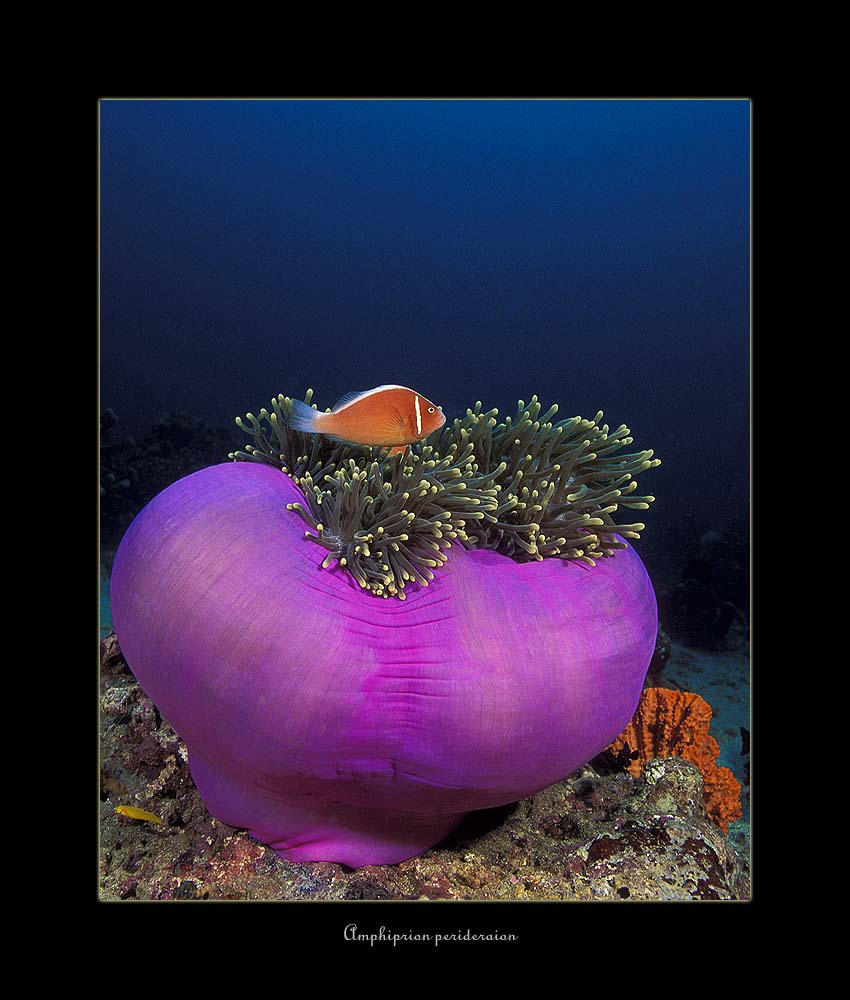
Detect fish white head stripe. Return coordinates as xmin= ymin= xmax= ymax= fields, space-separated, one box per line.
xmin=414 ymin=394 xmax=422 ymax=435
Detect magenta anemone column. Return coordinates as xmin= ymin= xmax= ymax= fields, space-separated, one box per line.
xmin=111 ymin=462 xmax=657 ymax=867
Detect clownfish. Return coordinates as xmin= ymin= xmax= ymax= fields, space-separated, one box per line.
xmin=288 ymin=385 xmax=446 ymax=456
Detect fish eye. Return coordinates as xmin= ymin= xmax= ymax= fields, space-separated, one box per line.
xmin=428 ymin=406 xmax=435 ymax=414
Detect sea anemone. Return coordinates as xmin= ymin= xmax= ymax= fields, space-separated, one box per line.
xmin=230 ymin=391 xmax=659 ymax=597
xmin=110 ymin=391 xmax=660 ymax=867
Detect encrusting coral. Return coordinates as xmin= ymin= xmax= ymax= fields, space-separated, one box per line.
xmin=609 ymin=687 xmax=742 ymax=835
xmin=230 ymin=390 xmax=661 ymax=599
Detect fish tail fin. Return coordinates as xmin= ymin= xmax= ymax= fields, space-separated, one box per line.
xmin=288 ymin=398 xmax=322 ymax=434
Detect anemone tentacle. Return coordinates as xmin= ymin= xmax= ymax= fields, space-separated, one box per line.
xmin=230 ymin=390 xmax=661 ymax=599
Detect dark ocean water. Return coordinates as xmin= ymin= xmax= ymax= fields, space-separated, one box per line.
xmin=100 ymin=98 xmax=749 ymax=603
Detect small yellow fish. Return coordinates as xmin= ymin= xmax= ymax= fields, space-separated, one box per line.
xmin=288 ymin=384 xmax=446 ymax=456
xmin=115 ymin=805 xmax=164 ymax=824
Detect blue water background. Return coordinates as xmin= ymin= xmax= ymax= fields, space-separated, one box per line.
xmin=100 ymin=98 xmax=749 ymax=586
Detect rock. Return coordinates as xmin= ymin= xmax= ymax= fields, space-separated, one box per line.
xmin=100 ymin=413 xmax=235 ymax=565
xmin=646 ymin=625 xmax=673 ymax=686
xmin=659 ymin=523 xmax=749 ymax=651
xmin=101 ymin=408 xmax=118 ymax=434
xmin=99 ymin=635 xmax=749 ymax=901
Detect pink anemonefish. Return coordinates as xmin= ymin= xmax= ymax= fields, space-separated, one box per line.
xmin=288 ymin=385 xmax=446 ymax=456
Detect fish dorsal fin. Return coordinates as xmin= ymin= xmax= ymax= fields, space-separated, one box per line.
xmin=332 ymin=389 xmax=367 ymax=411
xmin=331 ymin=385 xmax=408 ymax=412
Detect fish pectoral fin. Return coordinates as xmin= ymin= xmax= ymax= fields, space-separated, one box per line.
xmin=368 ymin=408 xmax=408 ymax=442
xmin=387 ymin=407 xmax=408 ymax=433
